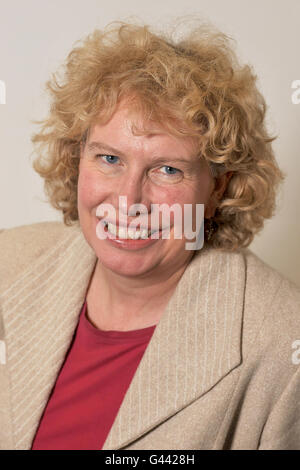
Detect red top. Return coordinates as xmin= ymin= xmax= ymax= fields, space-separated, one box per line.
xmin=31 ymin=300 xmax=156 ymax=450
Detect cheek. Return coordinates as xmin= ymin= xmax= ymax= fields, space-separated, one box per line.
xmin=159 ymin=181 xmax=208 ymax=207
xmin=156 ymin=181 xmax=211 ymax=231
xmin=156 ymin=186 xmax=187 ymax=205
xmin=77 ymin=167 xmax=104 ymax=210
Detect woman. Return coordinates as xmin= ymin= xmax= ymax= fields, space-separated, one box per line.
xmin=0 ymin=20 xmax=299 ymax=450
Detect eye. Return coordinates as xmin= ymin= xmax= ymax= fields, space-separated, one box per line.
xmin=160 ymin=165 xmax=182 ymax=176
xmin=96 ymin=154 xmax=120 ymax=164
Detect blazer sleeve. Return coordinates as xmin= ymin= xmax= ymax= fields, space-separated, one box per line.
xmin=258 ymin=365 xmax=300 ymax=449
xmin=258 ymin=277 xmax=300 ymax=450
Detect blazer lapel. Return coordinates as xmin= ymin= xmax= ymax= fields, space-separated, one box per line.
xmin=102 ymin=246 xmax=246 ymax=449
xmin=1 ymin=224 xmax=246 ymax=450
xmin=1 ymin=224 xmax=97 ymax=450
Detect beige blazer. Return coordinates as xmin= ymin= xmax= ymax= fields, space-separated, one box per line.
xmin=0 ymin=221 xmax=299 ymax=450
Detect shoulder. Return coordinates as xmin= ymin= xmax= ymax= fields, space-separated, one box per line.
xmin=239 ymin=250 xmax=300 ymax=448
xmin=238 ymin=248 xmax=300 ymax=389
xmin=206 ymin=245 xmax=300 ymax=310
xmin=211 ymin=247 xmax=300 ymax=360
xmin=0 ymin=220 xmax=81 ymax=290
xmin=241 ymin=247 xmax=300 ymax=322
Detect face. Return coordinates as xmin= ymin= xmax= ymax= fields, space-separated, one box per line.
xmin=77 ymin=99 xmax=221 ymax=281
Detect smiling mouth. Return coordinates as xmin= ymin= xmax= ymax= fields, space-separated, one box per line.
xmin=101 ymin=220 xmax=164 ymax=240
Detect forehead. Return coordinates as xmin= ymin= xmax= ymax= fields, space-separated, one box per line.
xmin=87 ymin=100 xmax=200 ymax=161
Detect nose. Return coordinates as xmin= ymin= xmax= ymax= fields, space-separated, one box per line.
xmin=114 ymin=171 xmax=151 ymax=218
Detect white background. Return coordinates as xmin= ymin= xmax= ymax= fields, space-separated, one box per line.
xmin=0 ymin=0 xmax=299 ymax=286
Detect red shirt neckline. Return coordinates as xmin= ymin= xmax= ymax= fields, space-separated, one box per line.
xmin=81 ymin=300 xmax=157 ymax=343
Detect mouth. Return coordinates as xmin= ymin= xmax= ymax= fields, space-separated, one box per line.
xmin=100 ymin=219 xmax=164 ymax=240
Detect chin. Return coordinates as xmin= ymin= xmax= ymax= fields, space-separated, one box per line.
xmin=98 ymin=253 xmax=155 ymax=277
xmin=93 ymin=242 xmax=159 ymax=278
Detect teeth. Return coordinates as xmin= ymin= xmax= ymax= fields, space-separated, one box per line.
xmin=105 ymin=221 xmax=152 ymax=239
xmin=140 ymin=229 xmax=149 ymax=239
xmin=107 ymin=222 xmax=117 ymax=236
xmin=118 ymin=226 xmax=129 ymax=239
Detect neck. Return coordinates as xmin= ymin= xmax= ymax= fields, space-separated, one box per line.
xmin=87 ymin=252 xmax=194 ymax=329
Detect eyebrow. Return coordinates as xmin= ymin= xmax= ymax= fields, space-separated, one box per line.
xmin=87 ymin=141 xmax=126 ymax=157
xmin=86 ymin=141 xmax=199 ymax=165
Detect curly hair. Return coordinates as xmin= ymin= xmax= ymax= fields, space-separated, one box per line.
xmin=31 ymin=17 xmax=285 ymax=252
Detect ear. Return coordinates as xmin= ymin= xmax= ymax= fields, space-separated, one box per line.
xmin=205 ymin=171 xmax=233 ymax=218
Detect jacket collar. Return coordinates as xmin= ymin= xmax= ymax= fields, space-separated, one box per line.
xmin=1 ymin=224 xmax=245 ymax=450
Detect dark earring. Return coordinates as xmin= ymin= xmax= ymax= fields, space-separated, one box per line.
xmin=204 ymin=218 xmax=216 ymax=241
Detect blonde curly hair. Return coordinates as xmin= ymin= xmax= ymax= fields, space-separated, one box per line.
xmin=31 ymin=18 xmax=285 ymax=252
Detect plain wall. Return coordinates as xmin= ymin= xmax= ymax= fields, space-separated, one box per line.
xmin=0 ymin=0 xmax=299 ymax=286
